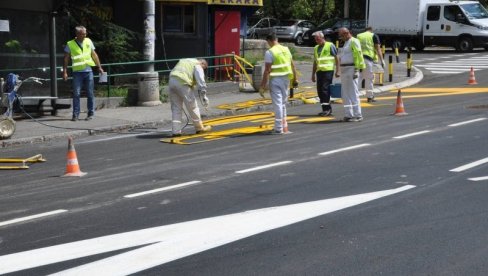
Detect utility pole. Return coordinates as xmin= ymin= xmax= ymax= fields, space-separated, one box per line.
xmin=344 ymin=0 xmax=350 ymax=18
xmin=143 ymin=0 xmax=155 ymax=72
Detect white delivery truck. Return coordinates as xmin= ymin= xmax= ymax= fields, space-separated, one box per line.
xmin=368 ymin=0 xmax=488 ymax=51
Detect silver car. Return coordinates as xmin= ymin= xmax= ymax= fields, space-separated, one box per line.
xmin=273 ymin=20 xmax=316 ymax=45
xmin=247 ymin=17 xmax=280 ymax=39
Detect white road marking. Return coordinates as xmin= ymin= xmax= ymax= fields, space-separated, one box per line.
xmin=448 ymin=118 xmax=487 ymax=127
xmin=318 ymin=143 xmax=371 ymax=156
xmin=468 ymin=176 xmax=488 ymax=181
xmin=124 ymin=181 xmax=202 ymax=198
xmin=0 ymin=185 xmax=415 ymax=275
xmin=78 ymin=132 xmax=157 ymax=144
xmin=450 ymin=157 xmax=488 ymax=172
xmin=235 ymin=161 xmax=293 ymax=174
xmin=0 ymin=210 xmax=68 ymax=227
xmin=393 ymin=130 xmax=431 ymax=139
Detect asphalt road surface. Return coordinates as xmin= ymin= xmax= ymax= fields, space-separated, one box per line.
xmin=1 ymin=52 xmax=488 ymax=275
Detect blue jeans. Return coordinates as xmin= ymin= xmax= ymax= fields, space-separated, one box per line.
xmin=72 ymin=71 xmax=94 ymax=117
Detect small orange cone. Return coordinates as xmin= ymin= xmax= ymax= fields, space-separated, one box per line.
xmin=468 ymin=67 xmax=478 ymax=85
xmin=392 ymin=89 xmax=408 ymax=116
xmin=62 ymin=137 xmax=86 ymax=177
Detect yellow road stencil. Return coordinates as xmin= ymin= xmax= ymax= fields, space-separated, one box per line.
xmin=203 ymin=112 xmax=273 ymax=126
xmin=289 ymin=117 xmax=335 ymax=123
xmin=161 ymin=125 xmax=273 ymax=145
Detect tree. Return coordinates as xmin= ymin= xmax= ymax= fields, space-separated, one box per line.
xmin=261 ymin=0 xmax=339 ymax=24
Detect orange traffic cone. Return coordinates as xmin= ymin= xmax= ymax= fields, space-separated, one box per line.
xmin=62 ymin=137 xmax=86 ymax=177
xmin=468 ymin=67 xmax=478 ymax=85
xmin=392 ymin=89 xmax=408 ymax=116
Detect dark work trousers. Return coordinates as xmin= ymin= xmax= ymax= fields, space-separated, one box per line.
xmin=316 ymin=70 xmax=334 ymax=111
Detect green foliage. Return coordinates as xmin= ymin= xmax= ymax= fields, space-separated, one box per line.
xmin=262 ymin=0 xmax=339 ymax=23
xmin=4 ymin=40 xmax=22 ymax=53
xmin=95 ymin=85 xmax=128 ymax=97
xmin=65 ymin=3 xmax=142 ymax=65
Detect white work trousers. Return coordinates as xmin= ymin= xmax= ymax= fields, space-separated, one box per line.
xmin=168 ymin=77 xmax=204 ymax=134
xmin=361 ymin=58 xmax=374 ymax=98
xmin=270 ymin=76 xmax=289 ymax=132
xmin=340 ymin=66 xmax=362 ymax=118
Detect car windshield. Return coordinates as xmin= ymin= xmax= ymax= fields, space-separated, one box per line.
xmin=278 ymin=20 xmax=297 ymax=26
xmin=316 ymin=18 xmax=338 ymax=29
xmin=460 ymin=3 xmax=488 ymax=19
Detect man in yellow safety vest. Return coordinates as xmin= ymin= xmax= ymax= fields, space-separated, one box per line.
xmin=312 ymin=31 xmax=340 ymax=117
xmin=63 ymin=26 xmax=104 ymax=121
xmin=357 ymin=26 xmax=385 ymax=102
xmin=259 ymin=33 xmax=298 ymax=134
xmin=337 ymin=27 xmax=365 ymax=122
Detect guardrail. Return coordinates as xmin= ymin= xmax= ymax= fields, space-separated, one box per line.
xmin=0 ymin=54 xmax=241 ymax=97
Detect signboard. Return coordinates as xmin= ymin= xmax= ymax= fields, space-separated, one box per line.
xmin=208 ymin=0 xmax=263 ymax=6
xmin=0 ymin=20 xmax=9 ymax=32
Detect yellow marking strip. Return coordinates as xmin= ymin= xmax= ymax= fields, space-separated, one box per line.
xmin=161 ymin=125 xmax=273 ymax=145
xmin=203 ymin=112 xmax=273 ymax=126
xmin=0 ymin=154 xmax=46 ymax=163
xmin=0 ymin=165 xmax=29 ymax=170
xmin=289 ymin=117 xmax=334 ymax=123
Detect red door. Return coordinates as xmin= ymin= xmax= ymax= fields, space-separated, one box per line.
xmin=214 ymin=11 xmax=240 ymax=80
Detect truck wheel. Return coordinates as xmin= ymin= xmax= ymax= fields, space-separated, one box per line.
xmin=414 ymin=41 xmax=425 ymax=51
xmin=295 ymin=34 xmax=304 ymax=46
xmin=457 ymin=37 xmax=473 ymax=52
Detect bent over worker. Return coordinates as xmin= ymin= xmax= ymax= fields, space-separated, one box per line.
xmin=337 ymin=27 xmax=365 ymax=122
xmin=259 ymin=33 xmax=298 ymax=134
xmin=311 ymin=31 xmax=340 ymax=116
xmin=357 ymin=26 xmax=384 ymax=102
xmin=168 ymin=58 xmax=211 ymax=136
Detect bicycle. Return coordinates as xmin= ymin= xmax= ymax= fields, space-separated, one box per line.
xmin=0 ymin=74 xmax=43 ymax=139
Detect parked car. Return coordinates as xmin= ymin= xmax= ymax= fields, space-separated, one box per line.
xmin=273 ymin=19 xmax=316 ymax=45
xmin=302 ymin=18 xmax=366 ymax=46
xmin=247 ymin=17 xmax=279 ymax=39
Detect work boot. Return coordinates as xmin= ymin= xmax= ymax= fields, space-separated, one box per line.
xmin=318 ymin=108 xmax=332 ymax=117
xmin=196 ymin=125 xmax=212 ymax=134
xmin=367 ymin=96 xmax=377 ymax=103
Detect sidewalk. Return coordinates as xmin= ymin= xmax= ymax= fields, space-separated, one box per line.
xmin=1 ymin=61 xmax=422 ymax=148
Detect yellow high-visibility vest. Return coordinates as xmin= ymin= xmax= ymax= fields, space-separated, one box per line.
xmin=170 ymin=58 xmax=200 ymax=87
xmin=269 ymin=44 xmax=293 ymax=79
xmin=314 ymin=42 xmax=335 ymax=72
xmin=67 ymin=38 xmax=96 ymax=72
xmin=357 ymin=31 xmax=377 ymax=61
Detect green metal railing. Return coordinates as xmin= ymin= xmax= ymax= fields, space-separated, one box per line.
xmin=0 ymin=54 xmax=237 ymax=98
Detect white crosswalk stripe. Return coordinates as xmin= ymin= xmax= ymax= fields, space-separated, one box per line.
xmin=414 ymin=53 xmax=488 ymax=75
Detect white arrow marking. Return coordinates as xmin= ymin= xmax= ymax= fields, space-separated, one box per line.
xmin=468 ymin=176 xmax=488 ymax=181
xmin=0 ymin=185 xmax=415 ymax=275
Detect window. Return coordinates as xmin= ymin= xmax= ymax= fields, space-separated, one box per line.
xmin=162 ymin=4 xmax=195 ymax=33
xmin=444 ymin=5 xmax=462 ymax=21
xmin=427 ymin=6 xmax=441 ymax=21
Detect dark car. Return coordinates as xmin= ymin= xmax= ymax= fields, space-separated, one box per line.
xmin=247 ymin=17 xmax=280 ymax=39
xmin=302 ymin=18 xmax=366 ymax=46
xmin=273 ymin=19 xmax=316 ymax=45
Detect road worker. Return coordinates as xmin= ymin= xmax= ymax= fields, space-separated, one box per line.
xmin=357 ymin=26 xmax=385 ymax=102
xmin=337 ymin=27 xmax=365 ymax=122
xmin=168 ymin=58 xmax=211 ymax=136
xmin=259 ymin=33 xmax=298 ymax=134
